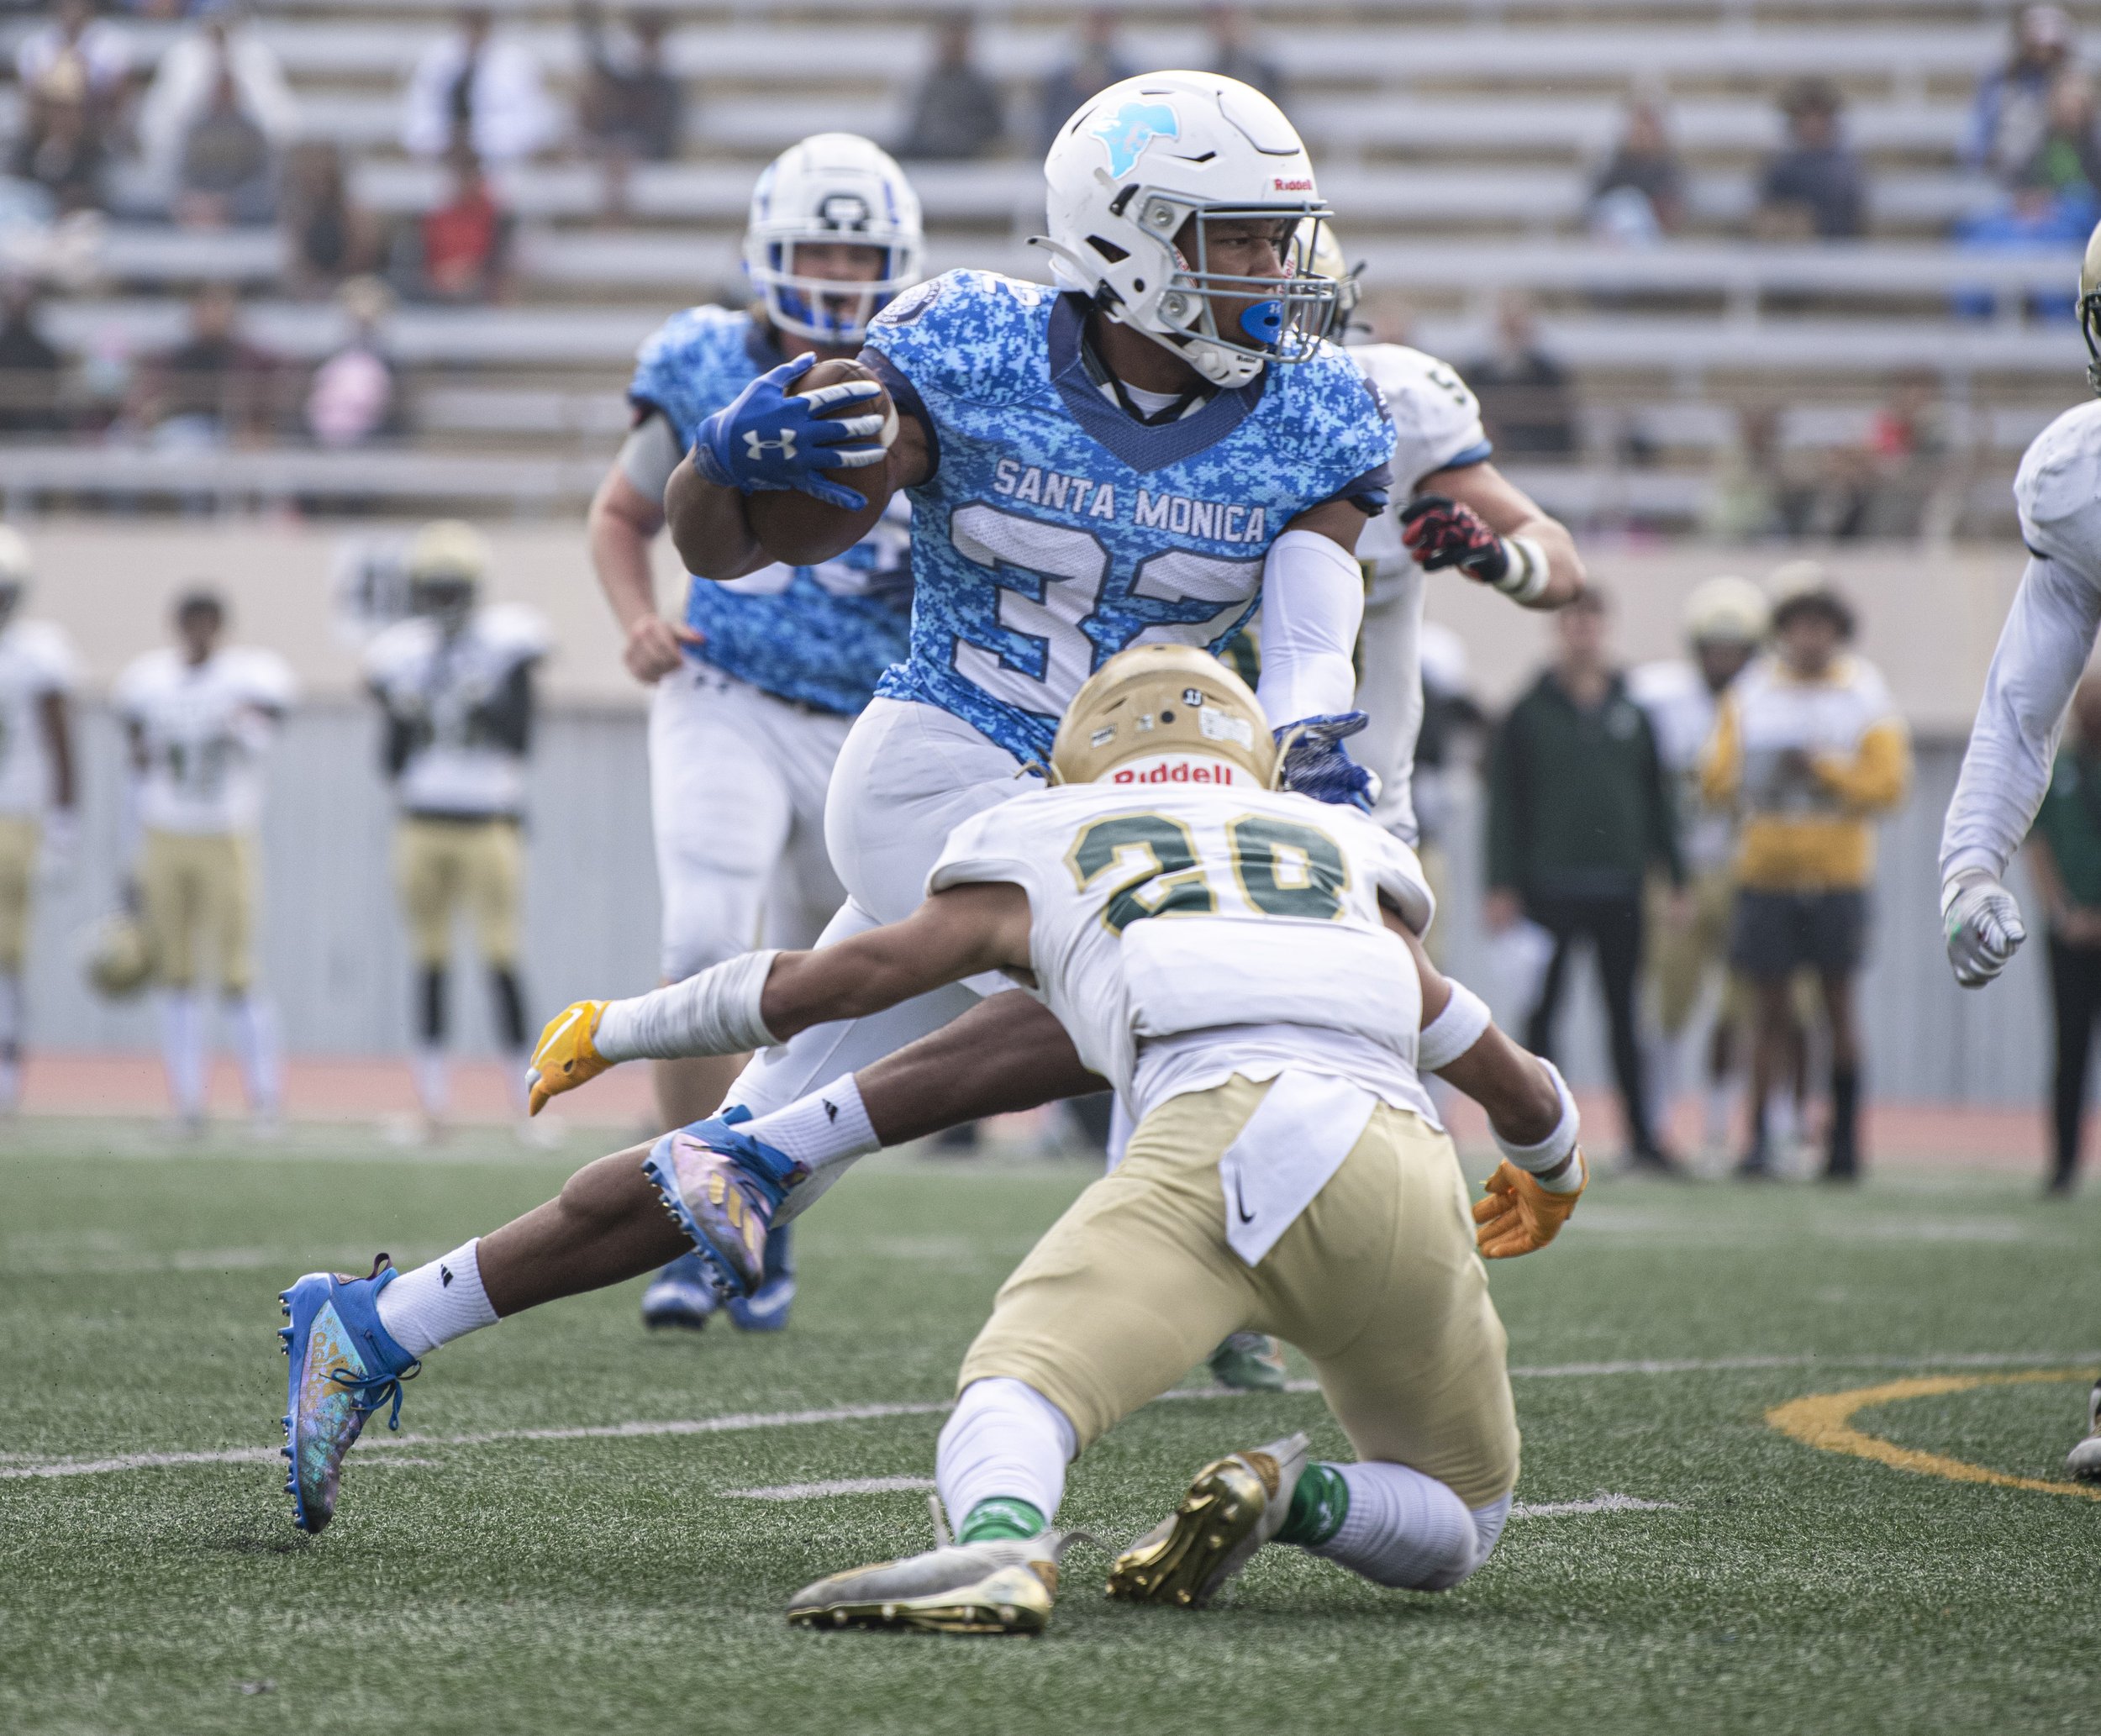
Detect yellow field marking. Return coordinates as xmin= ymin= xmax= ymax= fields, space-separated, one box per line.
xmin=1766 ymin=1370 xmax=2101 ymax=1500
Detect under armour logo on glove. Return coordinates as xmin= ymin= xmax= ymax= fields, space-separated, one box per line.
xmin=691 ymin=355 xmax=892 ymax=511
xmin=1398 ymin=493 xmax=1509 ymax=584
xmin=1276 ymin=712 xmax=1379 ymax=812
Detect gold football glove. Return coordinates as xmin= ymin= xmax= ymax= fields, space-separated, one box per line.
xmin=1472 ymin=1151 xmax=1587 ymax=1259
xmin=526 ymin=999 xmax=610 ymax=1116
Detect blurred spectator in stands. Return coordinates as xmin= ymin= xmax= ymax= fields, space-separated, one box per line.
xmin=9 ymin=54 xmax=108 ymax=212
xmin=2019 ymin=71 xmax=2101 ymax=216
xmin=305 ymin=276 xmax=399 ymax=450
xmin=577 ymin=6 xmax=683 ymax=217
xmin=170 ymin=66 xmax=276 ymax=227
xmin=1486 ymin=585 xmax=1687 ymax=1172
xmin=1205 ymin=5 xmax=1285 ymax=106
xmin=1589 ymin=97 xmax=1686 ymax=238
xmin=2024 ymin=672 xmax=2101 ymax=1194
xmin=0 ymin=279 xmax=64 ymax=434
xmin=139 ymin=0 xmax=294 ymax=216
xmin=897 ymin=13 xmax=1003 ymax=161
xmin=1806 ymin=369 xmax=1951 ymax=539
xmin=402 ymin=6 xmax=557 ymax=166
xmin=14 ymin=0 xmax=130 ymax=132
xmin=1967 ymin=3 xmax=2077 ymax=181
xmin=1703 ymin=405 xmax=1819 ymax=540
xmin=1755 ymin=80 xmax=1867 ymax=240
xmin=281 ymin=141 xmax=381 ymax=298
xmin=396 ymin=147 xmax=513 ymax=303
xmin=1037 ymin=10 xmax=1129 ymax=152
xmin=129 ymin=283 xmax=276 ymax=446
xmin=1463 ymin=291 xmax=1577 ymax=459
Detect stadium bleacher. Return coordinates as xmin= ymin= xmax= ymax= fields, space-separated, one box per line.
xmin=1 ymin=0 xmax=2094 ymax=523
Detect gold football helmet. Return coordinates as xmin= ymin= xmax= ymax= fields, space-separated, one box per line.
xmin=2082 ymin=217 xmax=2101 ymax=393
xmin=406 ymin=519 xmax=487 ymax=625
xmin=1301 ymin=218 xmax=1362 ymax=344
xmin=85 ymin=912 xmax=154 ymax=999
xmin=1682 ymin=575 xmax=1769 ymax=647
xmin=1049 ymin=644 xmax=1277 ymax=789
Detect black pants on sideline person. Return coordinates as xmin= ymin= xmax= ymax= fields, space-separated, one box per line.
xmin=2047 ymin=930 xmax=2101 ymax=1192
xmin=1522 ymin=889 xmax=1664 ymax=1161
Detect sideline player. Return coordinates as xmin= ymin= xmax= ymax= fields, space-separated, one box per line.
xmin=643 ymin=71 xmax=1591 ymax=1231
xmin=365 ymin=522 xmax=549 ymax=1139
xmin=113 ymin=590 xmax=296 ymax=1131
xmin=276 ymin=649 xmax=1584 ymax=1573
xmin=1937 ymin=218 xmax=2101 ymax=1473
xmin=0 ymin=528 xmax=77 ymax=1113
xmin=1629 ymin=576 xmax=1767 ymax=1153
xmin=586 ymin=132 xmax=920 ymax=1332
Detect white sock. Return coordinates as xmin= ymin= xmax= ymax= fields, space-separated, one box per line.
xmin=1703 ymin=1077 xmax=1739 ymax=1149
xmin=503 ymin=1048 xmax=530 ymax=1116
xmin=936 ymin=1376 xmax=1077 ymax=1535
xmin=0 ymin=971 xmax=23 ymax=1111
xmin=1104 ymin=1094 xmax=1135 ymax=1173
xmin=740 ymin=1074 xmax=878 ymax=1173
xmin=412 ymin=1044 xmax=448 ymax=1119
xmin=1306 ymin=1462 xmax=1506 ymax=1591
xmin=374 ymin=1238 xmax=498 ymax=1359
xmin=161 ymin=989 xmax=203 ymax=1118
xmin=227 ymin=992 xmax=281 ymax=1115
xmin=1767 ymin=1089 xmax=1799 ymax=1147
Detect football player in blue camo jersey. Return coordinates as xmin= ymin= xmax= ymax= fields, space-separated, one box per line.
xmin=621 ymin=71 xmax=1443 ymax=1303
xmin=585 ymin=133 xmax=920 ymax=1336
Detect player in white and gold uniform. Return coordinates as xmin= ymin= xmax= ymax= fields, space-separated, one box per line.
xmin=113 ymin=590 xmax=296 ymax=1129
xmin=365 ymin=523 xmax=550 ymax=1134
xmin=272 ymin=649 xmax=1585 ymax=1567
xmin=0 ymin=528 xmax=79 ymax=1112
xmin=1939 ymin=219 xmax=2101 ymax=1476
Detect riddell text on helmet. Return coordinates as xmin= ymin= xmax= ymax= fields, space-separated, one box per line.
xmin=1110 ymin=755 xmax=1247 ymax=786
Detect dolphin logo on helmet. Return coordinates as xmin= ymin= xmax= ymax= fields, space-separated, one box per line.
xmin=1093 ymin=101 xmax=1180 ymax=177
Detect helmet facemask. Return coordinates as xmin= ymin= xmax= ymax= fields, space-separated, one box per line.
xmin=749 ymin=230 xmax=919 ymax=348
xmin=743 ymin=135 xmax=924 ymax=349
xmin=2083 ymin=286 xmax=2101 ymax=396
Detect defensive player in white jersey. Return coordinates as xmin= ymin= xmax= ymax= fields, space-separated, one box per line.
xmin=113 ymin=590 xmax=297 ymax=1131
xmin=630 ymin=72 xmax=1588 ymax=1253
xmin=1629 ymin=576 xmax=1769 ymax=1149
xmin=1308 ymin=232 xmax=1585 ymax=847
xmin=273 ymin=650 xmax=1585 ymax=1570
xmin=0 ymin=528 xmax=78 ymax=1113
xmin=365 ymin=522 xmax=550 ymax=1137
xmin=1938 ymin=219 xmax=2101 ymax=1476
xmin=587 ymin=134 xmax=920 ymax=1333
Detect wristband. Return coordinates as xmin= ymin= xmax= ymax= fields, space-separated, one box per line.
xmin=595 ymin=949 xmax=781 ymax=1060
xmin=1418 ymin=980 xmax=1492 ymax=1071
xmin=1493 ymin=536 xmax=1551 ymax=605
xmin=1493 ymin=1057 xmax=1583 ymax=1191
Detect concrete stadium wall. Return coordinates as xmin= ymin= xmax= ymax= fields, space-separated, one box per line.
xmin=18 ymin=706 xmax=2060 ymax=1113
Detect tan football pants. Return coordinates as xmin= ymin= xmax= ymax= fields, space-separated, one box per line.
xmin=393 ymin=817 xmax=523 ymax=969
xmin=140 ymin=829 xmax=255 ymax=992
xmin=959 ymin=1073 xmax=1521 ymax=1509
xmin=0 ymin=814 xmax=38 ymax=972
xmin=1647 ymin=865 xmax=1738 ymax=1037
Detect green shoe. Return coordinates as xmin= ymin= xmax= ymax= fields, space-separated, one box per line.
xmin=1207 ymin=1332 xmax=1288 ymax=1391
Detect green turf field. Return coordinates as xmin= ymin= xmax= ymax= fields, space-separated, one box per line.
xmin=4 ymin=1120 xmax=2098 ymax=1736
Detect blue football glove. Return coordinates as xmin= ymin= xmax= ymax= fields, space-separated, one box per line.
xmin=1276 ymin=712 xmax=1379 ymax=811
xmin=690 ymin=355 xmax=892 ymax=512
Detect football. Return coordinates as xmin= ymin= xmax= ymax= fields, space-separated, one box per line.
xmin=745 ymin=356 xmax=895 ymax=565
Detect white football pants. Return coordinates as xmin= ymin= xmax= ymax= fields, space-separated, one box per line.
xmin=649 ymin=663 xmax=852 ymax=981
xmin=723 ymin=697 xmax=1041 ymax=1122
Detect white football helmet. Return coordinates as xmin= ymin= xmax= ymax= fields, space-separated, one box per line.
xmin=744 ymin=133 xmax=924 ymax=348
xmin=1039 ymin=71 xmax=1338 ymax=388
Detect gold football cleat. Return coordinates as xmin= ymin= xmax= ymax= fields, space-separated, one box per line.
xmin=786 ymin=1532 xmax=1087 ymax=1637
xmin=1107 ymin=1430 xmax=1309 ymax=1608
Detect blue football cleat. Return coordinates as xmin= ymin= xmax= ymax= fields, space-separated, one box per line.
xmin=641 ymin=1107 xmax=805 ymax=1300
xmin=277 ymin=1254 xmax=418 ymax=1534
xmin=727 ymin=1225 xmax=796 ymax=1333
xmin=640 ymin=1250 xmax=720 ymax=1331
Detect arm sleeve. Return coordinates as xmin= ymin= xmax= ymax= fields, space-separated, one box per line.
xmin=1940 ymin=552 xmax=2101 ymax=881
xmin=1484 ymin=709 xmax=1526 ymax=892
xmin=1814 ymin=717 xmax=1911 ymax=813
xmin=1253 ymin=528 xmax=1365 ymax=727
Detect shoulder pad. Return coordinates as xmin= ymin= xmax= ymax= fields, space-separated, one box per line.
xmin=10 ymin=619 xmax=77 ymax=690
xmin=865 ymin=271 xmax=1055 ymax=406
xmin=629 ymin=304 xmax=750 ymax=436
xmin=476 ymin=603 xmax=552 ymax=662
xmin=1347 ymin=342 xmax=1489 ymax=490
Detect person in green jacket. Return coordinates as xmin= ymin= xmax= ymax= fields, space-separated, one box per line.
xmin=1486 ymin=586 xmax=1688 ymax=1171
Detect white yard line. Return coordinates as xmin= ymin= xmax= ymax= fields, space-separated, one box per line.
xmin=1510 ymin=1492 xmax=1681 ymax=1518
xmin=725 ymin=1476 xmax=939 ymax=1500
xmin=6 ymin=1350 xmax=2094 ymax=1485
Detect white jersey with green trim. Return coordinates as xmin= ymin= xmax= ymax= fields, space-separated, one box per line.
xmin=927 ymin=772 xmax=1440 ymax=1123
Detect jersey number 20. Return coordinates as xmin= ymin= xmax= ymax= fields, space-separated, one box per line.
xmin=1067 ymin=811 xmax=1347 ymax=933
